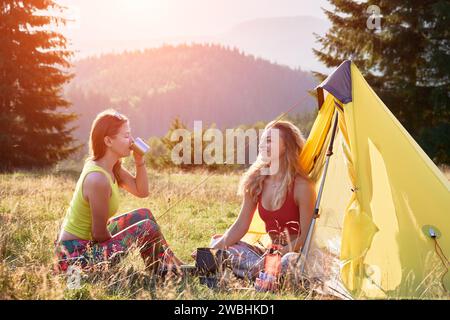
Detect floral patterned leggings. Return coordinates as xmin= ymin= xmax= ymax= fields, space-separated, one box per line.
xmin=55 ymin=208 xmax=174 ymax=272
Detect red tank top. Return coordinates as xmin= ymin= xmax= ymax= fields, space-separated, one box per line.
xmin=258 ymin=187 xmax=300 ymax=237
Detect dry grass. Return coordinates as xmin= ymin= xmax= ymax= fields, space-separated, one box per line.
xmin=0 ymin=162 xmax=321 ymax=300
xmin=1 ymin=162 xmax=448 ymax=300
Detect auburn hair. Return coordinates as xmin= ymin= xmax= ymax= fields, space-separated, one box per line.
xmin=87 ymin=109 xmax=128 ymax=185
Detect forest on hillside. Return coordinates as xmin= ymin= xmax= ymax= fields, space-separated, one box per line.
xmin=66 ymin=44 xmax=317 ymax=147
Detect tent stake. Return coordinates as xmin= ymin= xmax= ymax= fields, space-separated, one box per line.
xmin=299 ymin=107 xmax=340 ymax=274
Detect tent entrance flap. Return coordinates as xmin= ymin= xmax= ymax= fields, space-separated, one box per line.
xmin=299 ymin=107 xmax=340 ymax=274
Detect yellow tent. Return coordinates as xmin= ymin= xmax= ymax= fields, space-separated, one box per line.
xmin=242 ymin=60 xmax=450 ymax=299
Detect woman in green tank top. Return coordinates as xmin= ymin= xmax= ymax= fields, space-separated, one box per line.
xmin=55 ymin=109 xmax=183 ymax=274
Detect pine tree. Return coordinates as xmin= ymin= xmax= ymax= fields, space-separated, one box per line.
xmin=0 ymin=0 xmax=80 ymax=170
xmin=314 ymin=0 xmax=450 ymax=164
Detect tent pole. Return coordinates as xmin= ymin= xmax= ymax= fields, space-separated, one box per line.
xmin=299 ymin=107 xmax=340 ymax=274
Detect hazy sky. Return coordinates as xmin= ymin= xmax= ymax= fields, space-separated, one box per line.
xmin=59 ymin=0 xmax=331 ymax=40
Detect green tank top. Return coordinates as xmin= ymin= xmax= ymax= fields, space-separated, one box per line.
xmin=62 ymin=160 xmax=120 ymax=240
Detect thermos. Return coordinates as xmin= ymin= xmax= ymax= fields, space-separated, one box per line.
xmin=130 ymin=137 xmax=150 ymax=156
xmin=254 ymin=244 xmax=282 ymax=292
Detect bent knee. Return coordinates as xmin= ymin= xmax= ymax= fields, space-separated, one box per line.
xmin=281 ymin=252 xmax=301 ymax=271
xmin=282 ymin=252 xmax=300 ymax=262
xmin=137 ymin=208 xmax=155 ymax=221
xmin=139 ymin=219 xmax=161 ymax=234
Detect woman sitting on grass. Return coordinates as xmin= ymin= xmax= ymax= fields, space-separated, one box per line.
xmin=55 ymin=109 xmax=183 ymax=273
xmin=209 ymin=120 xmax=316 ymax=279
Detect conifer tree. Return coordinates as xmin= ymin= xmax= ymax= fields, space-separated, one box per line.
xmin=314 ymin=0 xmax=449 ymax=164
xmin=0 ymin=0 xmax=80 ymax=170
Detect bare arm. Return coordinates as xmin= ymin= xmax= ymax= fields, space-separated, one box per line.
xmin=84 ymin=172 xmax=112 ymax=242
xmin=212 ymin=190 xmax=257 ymax=249
xmin=117 ymin=152 xmax=149 ymax=198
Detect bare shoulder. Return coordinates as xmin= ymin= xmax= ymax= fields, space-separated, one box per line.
xmin=293 ymin=175 xmax=315 ymax=199
xmin=83 ymin=171 xmax=111 ymax=196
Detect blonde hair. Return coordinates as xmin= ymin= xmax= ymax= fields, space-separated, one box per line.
xmin=238 ymin=120 xmax=308 ymax=208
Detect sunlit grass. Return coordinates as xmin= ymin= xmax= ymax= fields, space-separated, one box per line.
xmin=0 ymin=163 xmax=448 ymax=299
xmin=0 ymin=162 xmax=320 ymax=300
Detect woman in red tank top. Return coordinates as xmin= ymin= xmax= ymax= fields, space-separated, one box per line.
xmin=209 ymin=120 xmax=316 ymax=279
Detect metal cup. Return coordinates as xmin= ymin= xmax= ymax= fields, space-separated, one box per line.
xmin=130 ymin=137 xmax=150 ymax=156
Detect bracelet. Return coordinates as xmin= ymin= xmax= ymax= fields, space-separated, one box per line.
xmin=135 ymin=161 xmax=145 ymax=167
